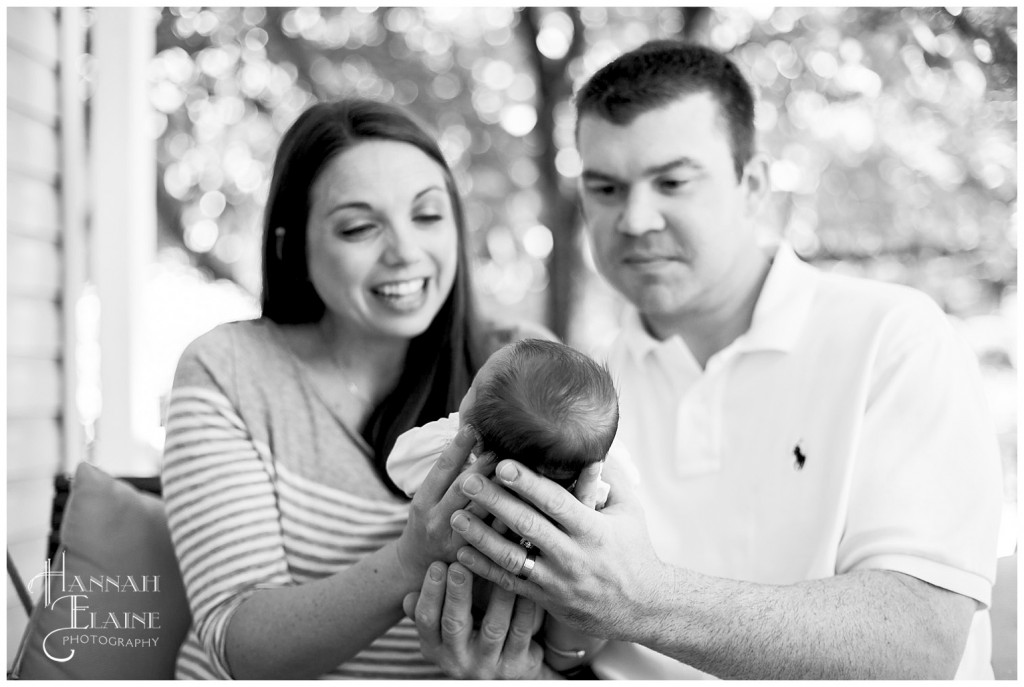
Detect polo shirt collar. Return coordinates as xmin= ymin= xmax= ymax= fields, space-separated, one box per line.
xmin=735 ymin=242 xmax=818 ymax=354
xmin=619 ymin=242 xmax=818 ymax=362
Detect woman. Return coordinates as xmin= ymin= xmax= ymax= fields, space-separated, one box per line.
xmin=161 ymin=99 xmax=549 ymax=679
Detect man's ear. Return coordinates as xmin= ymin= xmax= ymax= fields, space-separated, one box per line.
xmin=575 ymin=179 xmax=590 ymax=223
xmin=740 ymin=152 xmax=771 ymax=214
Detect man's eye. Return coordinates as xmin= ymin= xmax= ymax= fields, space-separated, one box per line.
xmin=584 ymin=184 xmax=619 ymax=198
xmin=659 ymin=178 xmax=689 ymax=192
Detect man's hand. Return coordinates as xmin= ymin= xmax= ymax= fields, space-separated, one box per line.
xmin=448 ymin=456 xmax=667 ymax=640
xmin=403 ymin=562 xmax=548 ymax=679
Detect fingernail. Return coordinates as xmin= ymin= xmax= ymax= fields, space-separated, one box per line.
xmin=451 ymin=512 xmax=469 ymax=533
xmin=428 ymin=564 xmax=443 ymax=582
xmin=462 ymin=474 xmax=483 ymax=496
xmin=498 ymin=463 xmax=519 ymax=483
xmin=449 ymin=568 xmax=465 ymax=585
xmin=457 ymin=549 xmax=476 ymax=566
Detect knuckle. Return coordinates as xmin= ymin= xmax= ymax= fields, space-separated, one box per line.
xmin=546 ymin=491 xmax=573 ymax=519
xmin=414 ymin=608 xmax=435 ymax=628
xmin=507 ymin=621 xmax=532 ymax=641
xmin=438 ymin=657 xmax=466 ymax=679
xmin=446 ymin=583 xmax=469 ymax=602
xmin=495 ymin=571 xmax=518 ymax=593
xmin=437 ymin=444 xmax=460 ymax=470
xmin=424 ymin=520 xmax=440 ymax=541
xmin=441 ymin=615 xmax=467 ymax=636
xmin=480 ymin=619 xmax=510 ymax=643
xmin=499 ymin=548 xmax=521 ymax=572
xmin=515 ymin=510 xmax=540 ymax=538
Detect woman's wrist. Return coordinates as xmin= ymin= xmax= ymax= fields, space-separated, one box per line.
xmin=389 ymin=535 xmax=432 ymax=594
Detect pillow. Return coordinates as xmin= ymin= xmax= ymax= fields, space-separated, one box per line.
xmin=11 ymin=462 xmax=191 ymax=679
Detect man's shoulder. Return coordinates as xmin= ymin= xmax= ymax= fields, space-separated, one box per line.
xmin=813 ymin=268 xmax=946 ymax=328
xmin=804 ymin=269 xmax=963 ymax=365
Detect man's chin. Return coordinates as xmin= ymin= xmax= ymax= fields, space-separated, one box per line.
xmin=635 ymin=286 xmax=689 ymax=318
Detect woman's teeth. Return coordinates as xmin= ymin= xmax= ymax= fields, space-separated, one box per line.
xmin=373 ymin=278 xmax=429 ymax=310
xmin=374 ymin=278 xmax=427 ymax=297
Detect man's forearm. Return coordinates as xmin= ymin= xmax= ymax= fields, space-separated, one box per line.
xmin=447 ymin=461 xmax=979 ymax=680
xmin=628 ymin=565 xmax=976 ymax=680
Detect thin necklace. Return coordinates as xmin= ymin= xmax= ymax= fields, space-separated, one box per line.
xmin=319 ymin=322 xmax=371 ymax=404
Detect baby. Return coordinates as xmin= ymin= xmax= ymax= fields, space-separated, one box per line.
xmin=389 ymin=338 xmax=619 ymax=500
xmin=388 ymin=338 xmax=619 ymax=672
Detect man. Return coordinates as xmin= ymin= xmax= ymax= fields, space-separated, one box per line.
xmin=409 ymin=40 xmax=1003 ymax=679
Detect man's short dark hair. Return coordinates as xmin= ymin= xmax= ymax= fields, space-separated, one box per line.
xmin=575 ymin=40 xmax=756 ymax=179
xmin=463 ymin=339 xmax=619 ymax=488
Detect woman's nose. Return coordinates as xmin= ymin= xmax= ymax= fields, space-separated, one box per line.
xmin=381 ymin=222 xmax=423 ymax=265
xmin=617 ymin=188 xmax=666 ymax=236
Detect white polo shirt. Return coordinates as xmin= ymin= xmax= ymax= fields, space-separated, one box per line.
xmin=590 ymin=243 xmax=1003 ymax=680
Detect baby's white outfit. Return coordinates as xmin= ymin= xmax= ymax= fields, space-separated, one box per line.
xmin=387 ymin=411 xmax=636 ymax=501
xmin=387 ymin=412 xmax=463 ymax=497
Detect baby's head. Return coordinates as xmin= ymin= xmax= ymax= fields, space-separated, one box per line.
xmin=460 ymin=339 xmax=618 ymax=488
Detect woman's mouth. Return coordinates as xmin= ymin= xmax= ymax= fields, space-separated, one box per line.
xmin=371 ymin=277 xmax=429 ymax=310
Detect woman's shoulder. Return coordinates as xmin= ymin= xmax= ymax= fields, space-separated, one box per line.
xmin=479 ymin=319 xmax=558 ymax=356
xmin=181 ymin=318 xmax=277 ymax=360
xmin=175 ymin=318 xmax=289 ymax=382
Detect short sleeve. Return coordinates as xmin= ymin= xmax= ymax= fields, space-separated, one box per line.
xmin=161 ymin=328 xmax=294 ymax=677
xmin=386 ymin=413 xmax=460 ymax=497
xmin=837 ymin=296 xmax=1004 ymax=607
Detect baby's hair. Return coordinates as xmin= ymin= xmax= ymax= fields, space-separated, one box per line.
xmin=463 ymin=339 xmax=619 ymax=486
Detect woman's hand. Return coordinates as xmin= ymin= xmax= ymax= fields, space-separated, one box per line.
xmin=394 ymin=426 xmax=494 ymax=585
xmin=571 ymin=460 xmax=609 ymax=510
xmin=403 ymin=562 xmax=549 ymax=679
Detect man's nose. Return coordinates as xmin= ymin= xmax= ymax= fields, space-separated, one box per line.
xmin=617 ymin=188 xmax=666 ymax=236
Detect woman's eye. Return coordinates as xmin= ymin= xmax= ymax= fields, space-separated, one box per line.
xmin=414 ymin=213 xmax=443 ymax=224
xmin=338 ymin=224 xmax=376 ymax=239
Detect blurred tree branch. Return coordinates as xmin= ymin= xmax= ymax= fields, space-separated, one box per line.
xmin=516 ymin=7 xmax=586 ymax=339
xmin=947 ymin=8 xmax=1017 ymax=84
xmin=680 ymin=7 xmax=712 ymax=42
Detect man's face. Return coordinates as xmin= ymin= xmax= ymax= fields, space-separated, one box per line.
xmin=577 ymin=92 xmax=766 ymax=337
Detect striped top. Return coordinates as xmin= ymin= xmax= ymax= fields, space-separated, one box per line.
xmin=162 ymin=319 xmax=450 ymax=679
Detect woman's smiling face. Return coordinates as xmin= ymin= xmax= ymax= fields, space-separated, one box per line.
xmin=306 ymin=139 xmax=459 ymax=343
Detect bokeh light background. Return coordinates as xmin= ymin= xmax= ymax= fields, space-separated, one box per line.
xmin=70 ymin=7 xmax=1016 ymax=509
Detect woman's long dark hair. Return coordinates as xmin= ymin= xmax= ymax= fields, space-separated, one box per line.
xmin=260 ymin=99 xmax=485 ymax=497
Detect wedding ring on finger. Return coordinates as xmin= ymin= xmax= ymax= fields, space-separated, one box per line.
xmin=544 ymin=643 xmax=587 ymax=660
xmin=517 ymin=547 xmax=538 ymax=581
